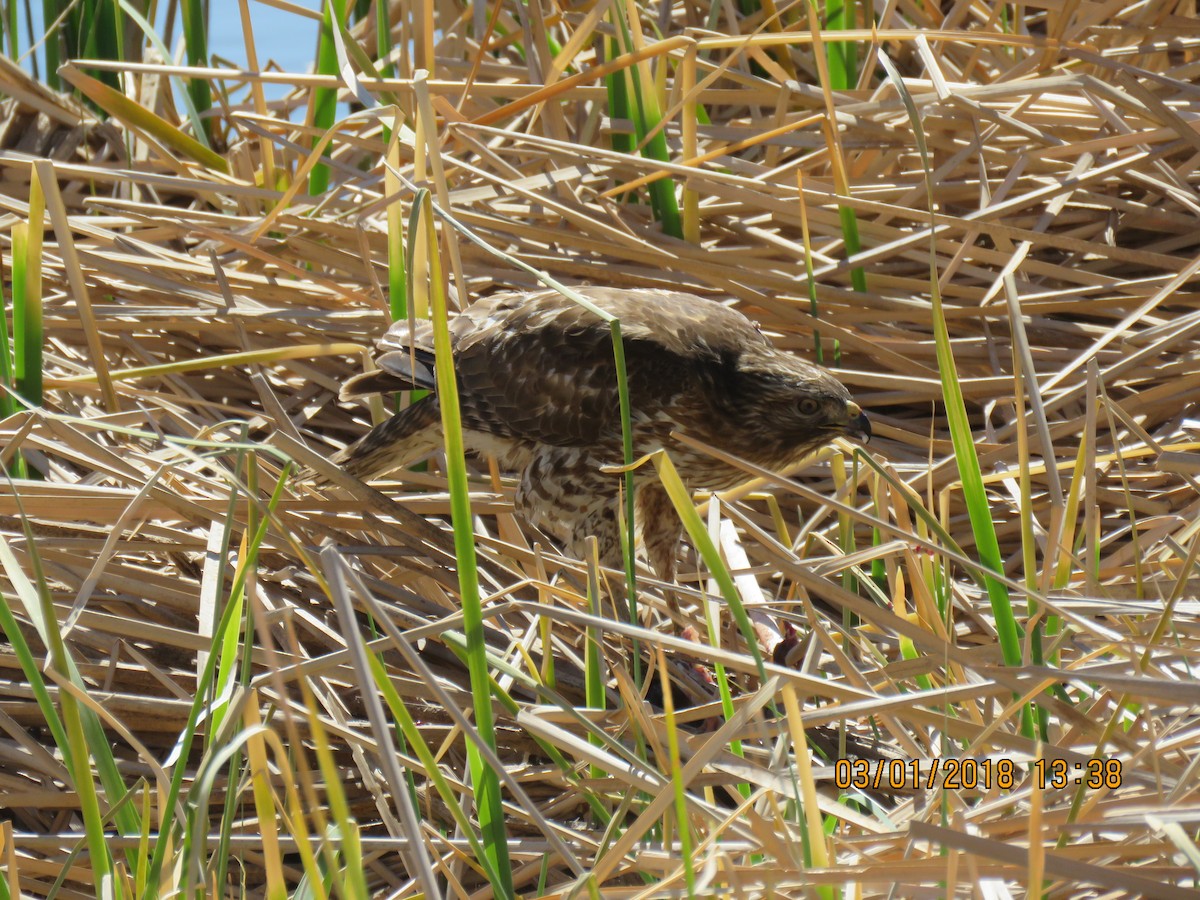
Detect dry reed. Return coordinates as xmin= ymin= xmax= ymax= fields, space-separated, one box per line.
xmin=0 ymin=1 xmax=1198 ymax=896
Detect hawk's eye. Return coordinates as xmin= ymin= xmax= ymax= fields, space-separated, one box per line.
xmin=797 ymin=398 xmax=820 ymax=417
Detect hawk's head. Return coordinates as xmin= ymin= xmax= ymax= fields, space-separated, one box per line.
xmin=729 ymin=350 xmax=870 ymax=466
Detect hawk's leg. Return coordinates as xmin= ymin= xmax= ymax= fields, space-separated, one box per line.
xmin=636 ymin=479 xmax=687 ymax=627
xmin=516 ymin=450 xmax=686 ymax=625
xmin=516 ymin=448 xmax=623 ymax=569
xmin=637 ymin=481 xmax=683 ymax=584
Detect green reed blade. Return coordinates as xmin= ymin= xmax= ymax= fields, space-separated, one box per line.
xmin=309 ymin=0 xmax=347 ymax=195
xmin=418 ymin=190 xmax=515 ymax=899
xmin=879 ymin=53 xmax=1031 ymax=738
xmin=179 ymin=0 xmax=213 ymax=140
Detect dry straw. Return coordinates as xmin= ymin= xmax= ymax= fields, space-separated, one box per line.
xmin=0 ymin=0 xmax=1198 ymax=896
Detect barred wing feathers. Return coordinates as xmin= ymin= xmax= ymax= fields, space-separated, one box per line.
xmin=341 ymin=287 xmax=772 ymax=447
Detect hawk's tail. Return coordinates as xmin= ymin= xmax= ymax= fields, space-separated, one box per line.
xmin=306 ymin=396 xmax=442 ymax=486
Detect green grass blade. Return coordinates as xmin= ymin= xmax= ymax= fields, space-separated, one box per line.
xmin=3 ymin=4 xmax=15 ymax=62
xmin=209 ymin=537 xmax=247 ymax=742
xmin=780 ymin=685 xmax=834 ymax=898
xmin=365 ymin=652 xmax=505 ymax=887
xmin=374 ymin=0 xmax=395 ymax=77
xmin=0 ymin=248 xmax=16 ymax=427
xmin=117 ymin=0 xmax=210 ymax=148
xmin=386 ymin=130 xmax=408 ymax=321
xmin=642 ymin=451 xmax=769 ymax=685
xmin=584 ymin=540 xmax=607 ymax=776
xmin=877 ymin=52 xmax=1030 ymax=737
xmin=824 ymin=0 xmax=858 ymax=91
xmin=806 ymin=1 xmax=862 ymax=357
xmin=326 ymin=1 xmax=400 ymax=109
xmin=16 ymin=189 xmax=43 ymax=404
xmin=604 ymin=40 xmax=635 ymax=158
xmin=57 ymin=681 xmax=115 ymax=887
xmin=0 ymin=525 xmax=72 ymax=766
xmin=41 ymin=0 xmax=63 ymax=90
xmin=179 ymin=0 xmax=213 ymax=141
xmin=86 ymin=0 xmax=123 ymax=91
xmin=309 ymin=0 xmax=347 ymax=195
xmin=796 ymin=170 xmax=824 ymax=363
xmin=653 ymin=644 xmax=698 ymax=897
xmin=8 ymin=223 xmax=29 ymax=416
xmin=58 ymin=65 xmax=230 ymax=173
xmin=143 ymin=465 xmax=293 ymax=895
xmin=417 ymin=190 xmax=514 ymax=899
xmin=350 ymin=571 xmax=614 ymax=825
xmin=608 ymin=4 xmax=681 ymax=237
xmin=0 ymin=486 xmax=124 ymax=882
xmin=1 ymin=480 xmax=147 ymax=850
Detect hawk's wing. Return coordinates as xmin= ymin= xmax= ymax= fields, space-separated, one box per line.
xmin=347 ymin=287 xmax=771 ymax=446
xmin=454 ymin=287 xmax=770 ymax=446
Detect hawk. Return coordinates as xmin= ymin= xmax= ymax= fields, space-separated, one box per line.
xmin=327 ymin=287 xmax=870 ymax=580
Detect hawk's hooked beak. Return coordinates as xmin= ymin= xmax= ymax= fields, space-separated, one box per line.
xmin=844 ymin=401 xmax=871 ymax=444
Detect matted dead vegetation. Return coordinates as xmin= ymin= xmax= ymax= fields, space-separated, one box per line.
xmin=0 ymin=0 xmax=1199 ymax=896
